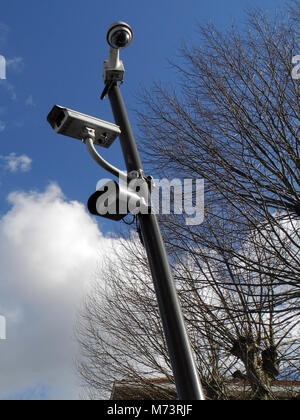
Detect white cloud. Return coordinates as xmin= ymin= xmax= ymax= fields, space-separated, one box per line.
xmin=0 ymin=79 xmax=17 ymax=100
xmin=6 ymin=57 xmax=24 ymax=73
xmin=0 ymin=121 xmax=5 ymax=132
xmin=0 ymin=183 xmax=120 ymax=399
xmin=0 ymin=56 xmax=23 ymax=100
xmin=25 ymin=94 xmax=36 ymax=107
xmin=0 ymin=153 xmax=32 ymax=173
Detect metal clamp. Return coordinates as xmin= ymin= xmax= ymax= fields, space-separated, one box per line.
xmin=82 ymin=127 xmax=127 ymax=182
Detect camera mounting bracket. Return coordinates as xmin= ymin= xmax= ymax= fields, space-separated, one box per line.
xmin=103 ymin=48 xmax=125 ymax=84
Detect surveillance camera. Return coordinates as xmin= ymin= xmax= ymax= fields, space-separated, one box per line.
xmin=106 ymin=22 xmax=133 ymax=49
xmin=88 ymin=179 xmax=150 ymax=221
xmin=47 ymin=105 xmax=121 ymax=148
xmin=103 ymin=22 xmax=133 ymax=83
xmin=88 ymin=180 xmax=126 ymax=221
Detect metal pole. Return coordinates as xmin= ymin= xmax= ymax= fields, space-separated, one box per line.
xmin=107 ymin=82 xmax=205 ymax=400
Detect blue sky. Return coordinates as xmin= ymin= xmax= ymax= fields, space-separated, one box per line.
xmin=0 ymin=0 xmax=284 ymax=227
xmin=0 ymin=0 xmax=288 ymax=401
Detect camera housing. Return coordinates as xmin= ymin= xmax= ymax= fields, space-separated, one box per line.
xmin=47 ymin=105 xmax=121 ymax=148
xmin=103 ymin=22 xmax=133 ymax=83
xmin=106 ymin=22 xmax=133 ymax=49
xmin=88 ymin=180 xmax=150 ymax=221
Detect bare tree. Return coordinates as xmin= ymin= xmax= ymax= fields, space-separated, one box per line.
xmin=77 ymin=4 xmax=299 ymax=400
xmin=77 ymin=235 xmax=178 ymax=400
xmin=77 ymin=235 xmax=238 ymax=400
xmin=77 ymin=227 xmax=299 ymax=400
xmin=134 ymin=5 xmax=300 ymax=398
xmin=137 ymin=7 xmax=299 ymax=298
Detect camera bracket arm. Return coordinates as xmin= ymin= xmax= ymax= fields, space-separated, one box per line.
xmin=82 ymin=127 xmax=128 ymax=182
xmin=101 ymin=49 xmax=125 ymax=100
xmin=103 ymin=47 xmax=125 ymax=84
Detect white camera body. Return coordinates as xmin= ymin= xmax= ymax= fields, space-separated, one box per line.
xmin=103 ymin=22 xmax=133 ymax=83
xmin=106 ymin=22 xmax=133 ymax=50
xmin=103 ymin=49 xmax=125 ymax=83
xmin=88 ymin=179 xmax=150 ymax=221
xmin=47 ymin=105 xmax=121 ymax=148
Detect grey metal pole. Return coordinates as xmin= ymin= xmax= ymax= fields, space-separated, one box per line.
xmin=107 ymin=82 xmax=205 ymax=401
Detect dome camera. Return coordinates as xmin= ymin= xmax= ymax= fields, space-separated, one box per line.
xmin=107 ymin=22 xmax=133 ymax=49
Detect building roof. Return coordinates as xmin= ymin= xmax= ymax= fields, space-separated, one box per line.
xmin=110 ymin=378 xmax=300 ymax=400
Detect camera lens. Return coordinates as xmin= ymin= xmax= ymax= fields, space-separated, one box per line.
xmin=110 ymin=30 xmax=131 ymax=49
xmin=106 ymin=22 xmax=133 ymax=49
